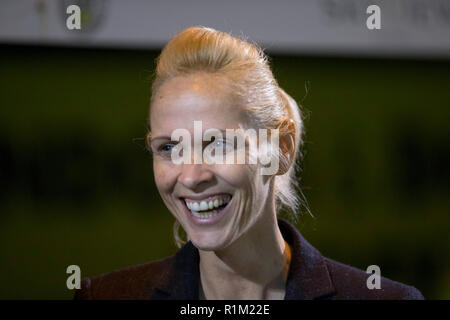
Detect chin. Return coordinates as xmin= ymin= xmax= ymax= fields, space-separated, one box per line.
xmin=189 ymin=231 xmax=229 ymax=251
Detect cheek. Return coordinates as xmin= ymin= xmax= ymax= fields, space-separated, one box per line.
xmin=153 ymin=160 xmax=177 ymax=193
xmin=217 ymin=164 xmax=270 ymax=214
xmin=215 ymin=164 xmax=258 ymax=191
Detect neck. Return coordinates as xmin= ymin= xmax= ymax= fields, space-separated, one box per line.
xmin=198 ymin=202 xmax=290 ymax=300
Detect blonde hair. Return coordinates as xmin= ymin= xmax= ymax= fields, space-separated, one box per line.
xmin=150 ymin=26 xmax=306 ymax=247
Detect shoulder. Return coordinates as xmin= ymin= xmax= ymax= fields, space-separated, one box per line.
xmin=74 ymin=255 xmax=175 ymax=300
xmin=324 ymin=257 xmax=424 ymax=300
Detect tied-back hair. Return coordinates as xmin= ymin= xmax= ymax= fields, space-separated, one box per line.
xmin=150 ymin=26 xmax=308 ymax=248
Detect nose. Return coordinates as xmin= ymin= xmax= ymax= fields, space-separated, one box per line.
xmin=178 ymin=164 xmax=214 ymax=191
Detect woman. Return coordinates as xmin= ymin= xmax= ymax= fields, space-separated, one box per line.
xmin=75 ymin=26 xmax=423 ymax=300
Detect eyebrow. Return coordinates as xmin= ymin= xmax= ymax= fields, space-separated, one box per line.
xmin=149 ymin=128 xmax=248 ymax=143
xmin=148 ymin=135 xmax=172 ymax=143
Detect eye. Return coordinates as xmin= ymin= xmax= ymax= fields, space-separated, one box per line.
xmin=213 ymin=140 xmax=225 ymax=147
xmin=208 ymin=139 xmax=233 ymax=153
xmin=211 ymin=139 xmax=226 ymax=150
xmin=158 ymin=143 xmax=175 ymax=153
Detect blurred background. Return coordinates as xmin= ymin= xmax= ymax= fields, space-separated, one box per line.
xmin=0 ymin=0 xmax=449 ymax=299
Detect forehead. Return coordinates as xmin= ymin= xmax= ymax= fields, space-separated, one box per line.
xmin=150 ymin=73 xmax=247 ymax=134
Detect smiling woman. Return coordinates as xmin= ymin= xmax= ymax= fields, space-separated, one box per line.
xmin=74 ymin=26 xmax=424 ymax=300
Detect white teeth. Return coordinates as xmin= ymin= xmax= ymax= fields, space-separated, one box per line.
xmin=199 ymin=201 xmax=208 ymax=211
xmin=191 ymin=210 xmax=218 ymax=219
xmin=184 ymin=195 xmax=232 ymax=219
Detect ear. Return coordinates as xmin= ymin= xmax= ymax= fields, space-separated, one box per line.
xmin=277 ymin=119 xmax=296 ymax=175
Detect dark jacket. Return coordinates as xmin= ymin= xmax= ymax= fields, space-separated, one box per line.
xmin=74 ymin=218 xmax=424 ymax=300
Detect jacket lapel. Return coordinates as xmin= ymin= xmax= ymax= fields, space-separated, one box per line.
xmin=151 ymin=241 xmax=200 ymax=300
xmin=278 ymin=218 xmax=336 ymax=300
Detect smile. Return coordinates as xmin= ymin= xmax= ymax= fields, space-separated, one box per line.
xmin=183 ymin=194 xmax=232 ymax=220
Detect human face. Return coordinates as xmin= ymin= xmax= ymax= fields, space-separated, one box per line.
xmin=149 ymin=73 xmax=273 ymax=251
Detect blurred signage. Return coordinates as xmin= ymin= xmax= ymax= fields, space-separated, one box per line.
xmin=0 ymin=0 xmax=449 ymax=58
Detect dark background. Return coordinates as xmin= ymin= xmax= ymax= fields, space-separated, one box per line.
xmin=0 ymin=45 xmax=449 ymax=299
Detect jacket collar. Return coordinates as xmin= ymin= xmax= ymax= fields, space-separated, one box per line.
xmin=152 ymin=218 xmax=336 ymax=300
xmin=151 ymin=240 xmax=200 ymax=300
xmin=279 ymin=218 xmax=336 ymax=299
